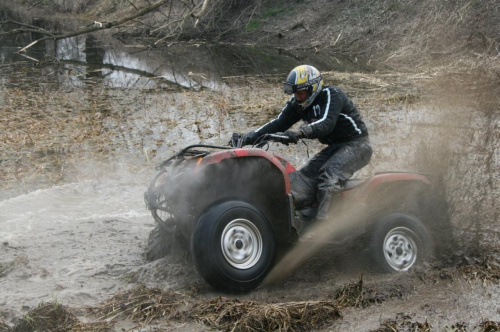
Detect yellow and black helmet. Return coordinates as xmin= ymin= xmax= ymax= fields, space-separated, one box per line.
xmin=283 ymin=65 xmax=323 ymax=110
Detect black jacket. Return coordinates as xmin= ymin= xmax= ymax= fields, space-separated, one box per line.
xmin=255 ymin=86 xmax=368 ymax=144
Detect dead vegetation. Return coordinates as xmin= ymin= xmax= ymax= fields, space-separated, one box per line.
xmin=4 ymin=285 xmax=342 ymax=331
xmin=0 ymin=278 xmax=386 ymax=332
xmin=370 ymin=313 xmax=431 ymax=332
xmin=459 ymin=257 xmax=500 ymax=285
xmin=369 ymin=317 xmax=500 ymax=332
xmin=4 ymin=266 xmax=499 ymax=332
xmin=2 ymin=0 xmax=499 ymax=72
xmin=186 ymin=297 xmax=342 ymax=332
xmin=5 ymin=302 xmax=112 ymax=332
xmin=478 ymin=320 xmax=500 ymax=332
xmin=90 ymin=283 xmax=347 ymax=331
xmin=0 ymin=0 xmax=264 ymax=51
xmin=90 ymin=285 xmax=187 ymax=324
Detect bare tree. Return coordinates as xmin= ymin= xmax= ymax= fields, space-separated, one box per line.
xmin=0 ymin=0 xmax=261 ymax=52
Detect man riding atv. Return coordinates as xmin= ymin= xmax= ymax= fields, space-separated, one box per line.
xmin=242 ymin=65 xmax=373 ymax=220
xmin=144 ymin=65 xmax=453 ymax=293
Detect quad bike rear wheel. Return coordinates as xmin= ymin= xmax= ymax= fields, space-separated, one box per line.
xmin=191 ymin=200 xmax=276 ymax=293
xmin=370 ymin=213 xmax=431 ymax=273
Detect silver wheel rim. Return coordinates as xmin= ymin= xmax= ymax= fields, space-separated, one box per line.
xmin=221 ymin=218 xmax=263 ymax=270
xmin=383 ymin=227 xmax=418 ymax=271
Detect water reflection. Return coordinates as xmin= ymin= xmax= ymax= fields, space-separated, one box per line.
xmin=56 ymin=35 xmax=86 ymax=62
xmin=1 ymin=32 xmax=368 ymax=90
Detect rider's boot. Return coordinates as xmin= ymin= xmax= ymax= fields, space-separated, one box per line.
xmin=300 ymin=189 xmax=341 ymax=241
xmin=315 ymin=189 xmax=341 ymax=221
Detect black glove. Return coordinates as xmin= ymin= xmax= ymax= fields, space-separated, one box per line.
xmin=241 ymin=131 xmax=259 ymax=146
xmin=298 ymin=124 xmax=312 ymax=138
xmin=228 ymin=132 xmax=242 ymax=147
xmin=283 ymin=129 xmax=304 ymax=144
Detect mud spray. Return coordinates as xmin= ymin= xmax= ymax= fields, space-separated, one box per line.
xmin=262 ymin=199 xmax=369 ymax=286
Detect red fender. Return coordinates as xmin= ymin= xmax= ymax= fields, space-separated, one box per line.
xmin=345 ymin=172 xmax=431 ymax=203
xmin=195 ymin=148 xmax=296 ymax=193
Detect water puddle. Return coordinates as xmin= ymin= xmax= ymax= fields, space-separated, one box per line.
xmin=0 ymin=177 xmax=154 ymax=316
xmin=1 ymin=31 xmax=369 ymax=90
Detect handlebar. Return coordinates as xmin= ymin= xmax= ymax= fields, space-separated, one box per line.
xmin=229 ymin=133 xmax=293 ymax=148
xmin=254 ymin=134 xmax=292 ymax=148
xmin=156 ymin=133 xmax=294 ymax=169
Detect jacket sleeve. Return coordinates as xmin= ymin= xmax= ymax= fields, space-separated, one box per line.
xmin=300 ymin=88 xmax=342 ymax=139
xmin=255 ymin=101 xmax=300 ymax=135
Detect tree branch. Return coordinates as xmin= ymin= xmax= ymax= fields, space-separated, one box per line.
xmin=0 ymin=19 xmax=55 ymax=37
xmin=192 ymin=0 xmax=210 ymax=27
xmin=18 ymin=0 xmax=171 ymax=53
xmin=0 ymin=28 xmax=55 ymax=37
xmin=193 ymin=0 xmax=210 ymax=18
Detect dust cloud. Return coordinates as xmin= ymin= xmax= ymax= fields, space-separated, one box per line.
xmin=263 ymin=201 xmax=367 ymax=286
xmin=263 ymin=70 xmax=500 ymax=287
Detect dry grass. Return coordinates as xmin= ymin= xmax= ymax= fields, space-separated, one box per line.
xmin=0 ymin=61 xmax=289 ymax=199
xmin=334 ymin=274 xmax=412 ymax=309
xmin=0 ymin=321 xmax=11 ymax=332
xmin=478 ymin=320 xmax=500 ymax=332
xmin=87 ymin=277 xmax=392 ymax=331
xmin=8 ymin=302 xmax=113 ymax=332
xmin=0 ymin=65 xmax=122 ymax=196
xmin=89 ymin=284 xmax=345 ymax=331
xmin=3 ymin=274 xmax=499 ymax=331
xmin=185 ymin=297 xmax=341 ymax=332
xmin=459 ymin=257 xmax=500 ymax=285
xmin=87 ymin=281 xmax=380 ymax=331
xmin=334 ymin=0 xmax=500 ymax=70
xmin=370 ymin=313 xmax=431 ymax=332
xmin=90 ymin=285 xmax=187 ymax=324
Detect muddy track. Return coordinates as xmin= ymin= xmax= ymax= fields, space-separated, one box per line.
xmin=1 ymin=34 xmax=499 ymax=331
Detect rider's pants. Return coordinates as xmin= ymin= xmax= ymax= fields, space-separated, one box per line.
xmin=299 ymin=136 xmax=373 ymax=220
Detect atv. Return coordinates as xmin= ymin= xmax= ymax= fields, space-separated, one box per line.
xmin=144 ymin=133 xmax=453 ymax=293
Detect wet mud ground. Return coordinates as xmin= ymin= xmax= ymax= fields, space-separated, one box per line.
xmin=1 ymin=58 xmax=499 ymax=331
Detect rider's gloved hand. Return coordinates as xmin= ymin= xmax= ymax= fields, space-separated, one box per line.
xmin=283 ymin=129 xmax=304 ymax=144
xmin=241 ymin=131 xmax=259 ymax=146
xmin=228 ymin=132 xmax=242 ymax=147
xmin=298 ymin=124 xmax=312 ymax=138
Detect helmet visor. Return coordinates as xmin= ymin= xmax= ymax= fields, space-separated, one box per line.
xmin=283 ymin=82 xmax=296 ymax=95
xmin=283 ymin=76 xmax=322 ymax=95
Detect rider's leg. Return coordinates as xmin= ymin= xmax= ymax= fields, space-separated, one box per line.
xmin=316 ymin=184 xmax=342 ymax=220
xmin=316 ymin=137 xmax=373 ymax=221
xmin=298 ymin=144 xmax=340 ymax=220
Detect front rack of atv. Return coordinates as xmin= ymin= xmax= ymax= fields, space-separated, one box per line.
xmin=156 ymin=133 xmax=293 ymax=169
xmin=157 ymin=144 xmax=232 ymax=168
xmin=145 ymin=144 xmax=234 ymax=232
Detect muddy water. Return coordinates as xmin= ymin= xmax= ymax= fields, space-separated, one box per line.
xmin=0 ymin=180 xmax=151 ymax=306
xmin=1 ymin=34 xmax=499 ymax=330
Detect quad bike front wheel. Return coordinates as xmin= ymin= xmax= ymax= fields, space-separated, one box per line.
xmin=370 ymin=213 xmax=431 ymax=273
xmin=191 ymin=200 xmax=276 ymax=293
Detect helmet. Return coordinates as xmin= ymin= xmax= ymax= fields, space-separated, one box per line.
xmin=283 ymin=65 xmax=323 ymax=110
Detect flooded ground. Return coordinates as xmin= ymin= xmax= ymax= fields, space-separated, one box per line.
xmin=1 ymin=33 xmax=499 ymax=331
